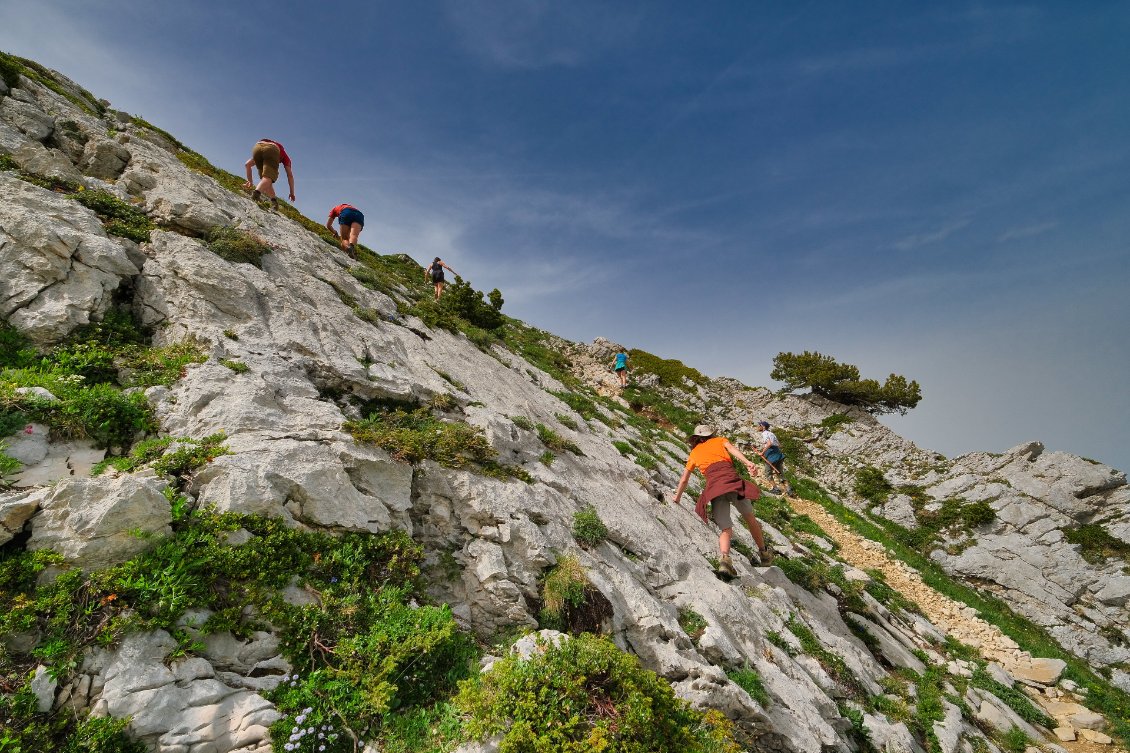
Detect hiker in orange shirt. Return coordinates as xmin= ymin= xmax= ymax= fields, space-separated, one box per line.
xmin=326 ymin=203 xmax=364 ymax=258
xmin=672 ymin=425 xmax=772 ymax=577
xmin=243 ymin=138 xmax=295 ymax=209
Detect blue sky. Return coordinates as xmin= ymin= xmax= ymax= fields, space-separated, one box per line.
xmin=3 ymin=1 xmax=1128 ymax=470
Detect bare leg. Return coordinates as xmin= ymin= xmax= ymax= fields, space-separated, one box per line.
xmin=348 ymin=224 xmax=362 ymax=247
xmin=256 ymin=176 xmax=277 ymax=199
xmin=740 ymin=512 xmax=766 ymax=551
xmin=434 ymin=282 xmax=444 ymax=300
xmin=718 ymin=527 xmax=733 ymax=558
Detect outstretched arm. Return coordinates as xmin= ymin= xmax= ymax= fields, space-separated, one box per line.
xmin=284 ymin=164 xmax=296 ymax=202
xmin=442 ymin=261 xmax=457 ymax=276
xmin=672 ymin=465 xmax=694 ymax=504
xmin=723 ymin=440 xmax=760 ymax=476
xmin=243 ymin=158 xmax=254 ymax=188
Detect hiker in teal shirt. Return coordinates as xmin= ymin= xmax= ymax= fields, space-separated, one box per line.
xmin=613 ymin=351 xmax=629 ymax=387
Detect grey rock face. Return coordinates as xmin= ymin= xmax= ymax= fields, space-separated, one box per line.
xmin=27 ymin=474 xmax=172 ymax=569
xmin=78 ymin=137 xmax=131 ymax=179
xmin=0 ymin=96 xmax=54 ymax=141
xmin=0 ymin=174 xmax=140 ymax=345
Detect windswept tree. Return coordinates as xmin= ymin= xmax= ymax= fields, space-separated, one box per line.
xmin=770 ymin=351 xmax=922 ymax=415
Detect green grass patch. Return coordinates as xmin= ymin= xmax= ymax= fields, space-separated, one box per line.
xmin=727 ymin=666 xmax=770 ymax=706
xmin=204 ymin=226 xmax=271 ymax=267
xmin=345 ymin=404 xmax=529 ymax=483
xmin=627 ymin=349 xmax=708 ymax=391
xmin=219 ymin=359 xmax=248 ymax=373
xmin=678 ymin=607 xmax=708 ymax=640
xmin=854 ymin=466 xmax=892 ymax=504
xmin=819 ymin=413 xmax=854 ymax=433
xmin=0 ymin=50 xmax=105 ymax=115
xmin=572 ymin=506 xmax=609 ymax=548
xmin=73 ymin=189 xmax=154 ymax=243
xmin=1064 ymin=523 xmax=1130 ymax=564
xmin=535 ymin=423 xmax=582 ymax=455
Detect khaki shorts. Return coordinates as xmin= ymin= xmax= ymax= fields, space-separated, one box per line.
xmin=252 ymin=141 xmax=281 ymax=183
xmin=711 ymin=492 xmax=754 ymax=530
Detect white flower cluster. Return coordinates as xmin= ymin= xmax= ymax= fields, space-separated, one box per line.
xmin=278 ymin=697 xmax=339 ymax=752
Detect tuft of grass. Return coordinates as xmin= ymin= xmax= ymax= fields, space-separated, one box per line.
xmin=538 ymin=450 xmax=555 ymax=466
xmin=727 ymin=666 xmax=770 ymax=706
xmin=1064 ymin=524 xmax=1130 ymax=564
xmin=819 ymin=413 xmax=853 ymax=433
xmin=73 ymin=189 xmax=154 ymax=243
xmin=346 ymin=404 xmax=529 ymax=483
xmin=540 ymin=555 xmax=589 ymax=627
xmin=572 ymin=506 xmax=609 ymax=548
xmin=204 ymin=226 xmax=271 ymax=268
xmin=536 ymin=423 xmax=583 ymax=455
xmin=678 ymin=607 xmax=708 ymax=640
xmin=220 ymin=359 xmax=249 ymax=373
xmin=510 ymin=415 xmax=534 ymax=431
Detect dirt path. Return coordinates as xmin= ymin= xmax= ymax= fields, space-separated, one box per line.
xmin=786 ymin=494 xmax=1123 ymax=753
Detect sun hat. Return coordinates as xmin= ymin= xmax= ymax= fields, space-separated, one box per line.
xmin=692 ymin=424 xmax=715 ymax=438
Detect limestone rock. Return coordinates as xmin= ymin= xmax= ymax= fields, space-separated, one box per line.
xmin=0 ymin=490 xmax=40 ymax=545
xmin=0 ymin=174 xmax=140 ymax=345
xmin=78 ymin=137 xmax=130 ymax=179
xmin=1053 ymin=726 xmax=1076 ymax=742
xmin=1010 ymin=657 xmax=1066 ymax=686
xmin=0 ymin=97 xmax=54 ymax=141
xmin=30 ymin=665 xmax=56 ymax=712
xmin=11 ymin=142 xmax=84 ymax=182
xmin=1080 ymin=730 xmax=1113 ymax=744
xmin=27 ymin=474 xmax=171 ymax=569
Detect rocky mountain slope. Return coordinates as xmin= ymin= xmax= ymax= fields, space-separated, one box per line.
xmin=1 ymin=53 xmax=1128 ymax=753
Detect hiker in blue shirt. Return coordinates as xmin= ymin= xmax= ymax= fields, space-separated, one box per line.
xmin=613 ymin=350 xmax=630 ymax=388
xmin=756 ymin=421 xmax=792 ymax=496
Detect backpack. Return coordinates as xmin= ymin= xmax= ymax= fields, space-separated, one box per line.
xmin=765 ymin=446 xmax=785 ymax=464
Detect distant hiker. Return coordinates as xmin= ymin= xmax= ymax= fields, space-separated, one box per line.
xmin=243 ymin=138 xmax=295 ymax=209
xmin=756 ymin=421 xmax=791 ymax=496
xmin=613 ymin=350 xmax=630 ymax=387
xmin=672 ymin=425 xmax=772 ymax=575
xmin=326 ymin=203 xmax=364 ymax=258
xmin=424 ymin=257 xmax=457 ymax=300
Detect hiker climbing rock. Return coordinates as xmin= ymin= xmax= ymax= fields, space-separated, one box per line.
xmin=756 ymin=420 xmax=792 ymax=496
xmin=672 ymin=425 xmax=773 ymax=576
xmin=424 ymin=257 xmax=457 ymax=300
xmin=326 ymin=203 xmax=364 ymax=258
xmin=243 ymin=138 xmax=295 ymax=209
xmin=613 ymin=350 xmax=630 ymax=388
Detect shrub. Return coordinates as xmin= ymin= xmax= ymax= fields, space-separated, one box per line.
xmin=854 ymin=466 xmax=893 ymax=505
xmin=38 ymin=384 xmax=155 ymax=448
xmin=0 ymin=686 xmax=146 ymax=753
xmin=204 ymin=226 xmax=271 ymax=267
xmin=572 ymin=506 xmax=609 ymax=548
xmin=438 ymin=277 xmax=505 ymax=331
xmin=819 ymin=413 xmax=853 ymax=432
xmin=454 ymin=633 xmax=739 ymax=753
xmin=627 ymin=349 xmax=708 ymax=391
xmin=771 ymin=351 xmax=921 ymax=415
xmin=73 ymin=189 xmax=154 ymax=243
xmin=0 ymin=441 xmax=21 ymax=484
xmin=1064 ymin=524 xmax=1130 ymax=564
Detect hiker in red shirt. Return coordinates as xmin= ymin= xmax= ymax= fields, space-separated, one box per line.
xmin=326 ymin=204 xmax=364 ymax=259
xmin=243 ymin=139 xmax=295 ymax=209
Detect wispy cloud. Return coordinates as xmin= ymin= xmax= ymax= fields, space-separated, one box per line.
xmin=996 ymin=221 xmax=1058 ymax=243
xmin=443 ymin=0 xmax=640 ymax=69
xmin=892 ymin=218 xmax=971 ymax=251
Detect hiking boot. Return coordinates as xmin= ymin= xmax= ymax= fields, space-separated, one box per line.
xmin=718 ymin=555 xmax=737 ymax=577
xmin=757 ymin=548 xmax=774 ymax=566
xmin=251 ymin=189 xmax=261 ymax=201
xmin=270 ymin=198 xmax=279 ymax=211
xmin=769 ymin=487 xmax=782 ymax=495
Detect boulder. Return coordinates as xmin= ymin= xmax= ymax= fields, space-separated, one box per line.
xmin=78 ymin=137 xmax=131 ymax=180
xmin=1010 ymin=657 xmax=1066 ymax=686
xmin=27 ymin=474 xmax=171 ymax=569
xmin=11 ymin=142 xmax=83 ymax=182
xmin=0 ymin=490 xmax=41 ymax=545
xmin=0 ymin=97 xmax=54 ymax=141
